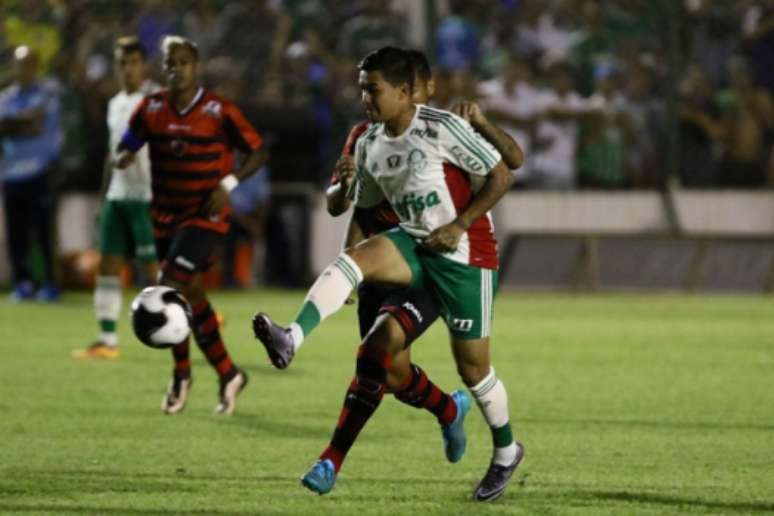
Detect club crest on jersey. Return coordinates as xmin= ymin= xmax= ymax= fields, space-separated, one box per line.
xmin=407 ymin=148 xmax=427 ymax=173
xmin=170 ymin=138 xmax=187 ymax=157
xmin=386 ymin=154 xmax=401 ymax=169
xmin=148 ymin=99 xmax=163 ymax=112
xmin=394 ymin=191 xmax=441 ymax=218
xmin=202 ymin=100 xmax=222 ymax=118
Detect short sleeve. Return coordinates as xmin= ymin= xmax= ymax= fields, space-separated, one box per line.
xmin=223 ymin=102 xmax=263 ymax=154
xmin=436 ymin=111 xmax=502 ymax=176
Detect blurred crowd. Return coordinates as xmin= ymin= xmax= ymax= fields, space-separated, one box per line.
xmin=2 ymin=0 xmax=774 ymax=193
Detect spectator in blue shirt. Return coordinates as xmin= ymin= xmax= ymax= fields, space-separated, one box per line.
xmin=434 ymin=0 xmax=481 ymax=71
xmin=0 ymin=46 xmax=63 ymax=301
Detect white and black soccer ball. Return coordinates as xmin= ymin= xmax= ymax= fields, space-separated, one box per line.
xmin=130 ymin=286 xmax=192 ymax=349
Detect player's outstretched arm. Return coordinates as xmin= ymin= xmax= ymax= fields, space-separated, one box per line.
xmin=424 ymin=162 xmax=514 ymax=253
xmin=452 ymin=101 xmax=524 ymax=170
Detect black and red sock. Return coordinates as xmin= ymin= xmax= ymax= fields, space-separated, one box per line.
xmin=320 ymin=343 xmax=392 ymax=472
xmin=191 ymin=299 xmax=236 ymax=380
xmin=171 ymin=338 xmax=191 ymax=377
xmin=394 ymin=364 xmax=457 ymax=426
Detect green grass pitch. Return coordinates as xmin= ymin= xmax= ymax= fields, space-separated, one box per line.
xmin=1 ymin=290 xmax=773 ymax=515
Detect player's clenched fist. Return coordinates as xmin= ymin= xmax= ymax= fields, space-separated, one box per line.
xmin=423 ymin=220 xmax=466 ymax=253
xmin=335 ymin=155 xmax=356 ymax=190
xmin=204 ymin=184 xmax=230 ymax=215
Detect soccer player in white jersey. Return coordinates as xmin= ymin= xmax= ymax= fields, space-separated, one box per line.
xmin=254 ymin=47 xmax=523 ymax=501
xmin=72 ymin=37 xmax=160 ymax=360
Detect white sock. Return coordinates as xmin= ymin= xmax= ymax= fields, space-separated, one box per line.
xmin=94 ymin=275 xmax=121 ymax=347
xmin=288 ymin=322 xmax=304 ymax=351
xmin=306 ymin=254 xmax=363 ymax=320
xmin=470 ymin=367 xmax=518 ymax=466
xmin=290 ymin=253 xmax=363 ymax=350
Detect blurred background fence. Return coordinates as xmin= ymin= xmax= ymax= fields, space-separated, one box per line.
xmin=1 ymin=0 xmax=773 ymax=291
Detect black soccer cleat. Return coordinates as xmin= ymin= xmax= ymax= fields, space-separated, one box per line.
xmin=473 ymin=442 xmax=525 ymax=502
xmin=252 ymin=313 xmax=295 ymax=369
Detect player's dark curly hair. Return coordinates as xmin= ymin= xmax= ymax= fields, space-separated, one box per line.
xmin=405 ymin=49 xmax=432 ymax=82
xmin=358 ymin=46 xmax=414 ymax=91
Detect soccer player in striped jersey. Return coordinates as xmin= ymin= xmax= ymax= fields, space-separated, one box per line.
xmin=115 ymin=36 xmax=267 ymax=415
xmin=255 ymin=47 xmax=524 ymax=500
xmin=72 ymin=37 xmax=160 ymax=361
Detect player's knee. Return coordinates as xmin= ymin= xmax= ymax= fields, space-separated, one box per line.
xmin=160 ymin=276 xmax=200 ymax=304
xmin=343 ymin=247 xmax=370 ymax=276
xmin=98 ymin=256 xmax=123 ymax=276
xmin=141 ymin=262 xmax=159 ymax=284
xmin=364 ymin=317 xmax=404 ymax=356
xmin=345 ymin=237 xmax=391 ymax=276
xmin=456 ymin=361 xmax=490 ymax=387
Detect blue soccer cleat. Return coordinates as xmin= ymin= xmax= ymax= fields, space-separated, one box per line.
xmin=9 ymin=281 xmax=35 ymax=302
xmin=301 ymin=459 xmax=337 ymax=495
xmin=441 ymin=389 xmax=471 ymax=463
xmin=36 ymin=283 xmax=61 ymax=302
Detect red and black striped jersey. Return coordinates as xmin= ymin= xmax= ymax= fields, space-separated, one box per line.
xmin=120 ymin=87 xmax=262 ymax=237
xmin=331 ymin=120 xmax=400 ymax=237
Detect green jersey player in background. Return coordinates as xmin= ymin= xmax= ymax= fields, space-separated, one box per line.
xmin=72 ymin=37 xmax=160 ymax=360
xmin=254 ymin=47 xmax=523 ymax=501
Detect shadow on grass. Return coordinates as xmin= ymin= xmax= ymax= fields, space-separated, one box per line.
xmin=223 ymin=413 xmax=332 ymax=439
xmin=586 ymin=491 xmax=774 ymax=513
xmin=520 ymin=417 xmax=774 ymax=432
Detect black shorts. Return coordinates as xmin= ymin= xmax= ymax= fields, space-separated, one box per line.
xmin=155 ymin=226 xmax=224 ymax=285
xmin=357 ymin=283 xmax=439 ymax=347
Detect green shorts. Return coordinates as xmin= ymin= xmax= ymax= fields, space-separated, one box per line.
xmin=384 ymin=226 xmax=498 ymax=340
xmin=98 ymin=199 xmax=156 ymax=261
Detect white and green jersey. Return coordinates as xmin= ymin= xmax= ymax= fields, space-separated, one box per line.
xmin=105 ymin=80 xmax=160 ymax=201
xmin=353 ymin=105 xmax=503 ymax=269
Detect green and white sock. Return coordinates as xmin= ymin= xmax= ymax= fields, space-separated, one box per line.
xmin=469 ymin=367 xmax=518 ymax=466
xmin=290 ymin=254 xmax=363 ymax=350
xmin=94 ymin=276 xmax=121 ymax=347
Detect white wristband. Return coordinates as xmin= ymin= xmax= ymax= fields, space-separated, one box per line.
xmin=220 ymin=174 xmax=239 ymax=193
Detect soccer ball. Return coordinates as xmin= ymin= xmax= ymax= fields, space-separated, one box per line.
xmin=130 ymin=286 xmax=192 ymax=348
